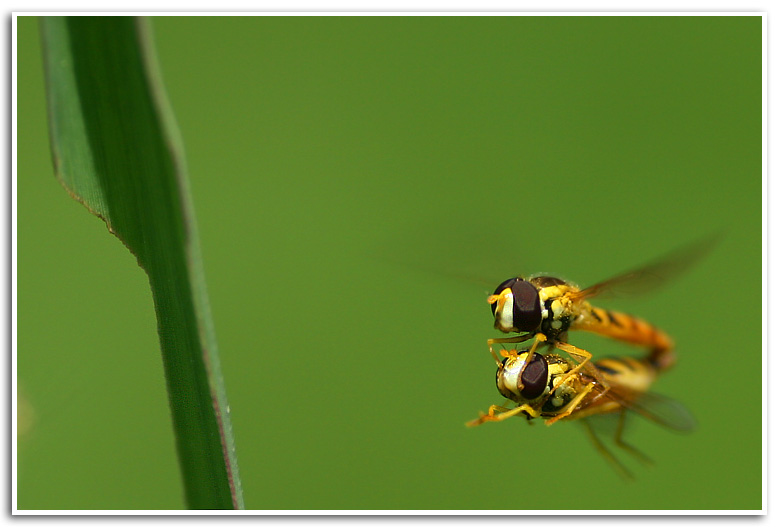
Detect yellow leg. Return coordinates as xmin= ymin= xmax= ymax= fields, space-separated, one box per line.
xmin=582 ymin=419 xmax=634 ymax=481
xmin=552 ymin=341 xmax=593 ymax=375
xmin=544 ymin=382 xmax=595 ymax=425
xmin=613 ymin=409 xmax=653 ymax=467
xmin=466 ymin=403 xmax=540 ymax=427
xmin=524 ymin=333 xmax=546 ymax=364
xmin=487 ymin=333 xmax=534 ymax=365
xmin=552 ymin=341 xmax=611 ymax=396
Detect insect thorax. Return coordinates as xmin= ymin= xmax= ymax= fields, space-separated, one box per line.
xmin=533 ymin=280 xmax=578 ymax=340
xmin=539 ymin=296 xmax=573 ymax=340
xmin=541 ymin=371 xmax=579 ymax=414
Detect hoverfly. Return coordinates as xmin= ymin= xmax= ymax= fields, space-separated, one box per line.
xmin=467 ymin=345 xmax=695 ymax=479
xmin=487 ymin=236 xmax=718 ymax=375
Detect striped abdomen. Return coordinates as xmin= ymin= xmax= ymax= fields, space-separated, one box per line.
xmin=559 ymin=356 xmax=659 ymax=422
xmin=573 ymin=305 xmax=676 ymax=371
xmin=594 ymin=356 xmax=658 ymax=392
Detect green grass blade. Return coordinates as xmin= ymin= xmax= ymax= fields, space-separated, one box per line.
xmin=39 ymin=16 xmax=243 ymax=510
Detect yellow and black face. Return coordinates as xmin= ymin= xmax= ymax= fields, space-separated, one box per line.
xmin=488 ymin=277 xmax=542 ymax=334
xmin=496 ymin=351 xmax=549 ymax=403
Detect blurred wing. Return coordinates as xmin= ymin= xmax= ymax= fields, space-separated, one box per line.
xmin=570 ymin=233 xmax=723 ymax=302
xmin=605 ymin=388 xmax=697 ymax=432
xmin=376 ymin=255 xmax=499 ymax=291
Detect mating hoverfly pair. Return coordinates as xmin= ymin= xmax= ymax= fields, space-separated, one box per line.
xmin=467 ymin=239 xmax=714 ymax=478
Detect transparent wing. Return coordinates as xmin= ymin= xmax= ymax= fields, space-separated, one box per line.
xmin=603 ymin=388 xmax=697 ymax=432
xmin=570 ymin=233 xmax=723 ymax=302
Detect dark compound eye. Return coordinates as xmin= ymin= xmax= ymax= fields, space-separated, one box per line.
xmin=520 ymin=353 xmax=548 ymax=399
xmin=492 ymin=278 xmax=518 ymax=297
xmin=510 ymin=279 xmax=542 ymax=332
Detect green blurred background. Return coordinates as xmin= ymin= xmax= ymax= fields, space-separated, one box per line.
xmin=17 ymin=15 xmax=762 ymax=510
